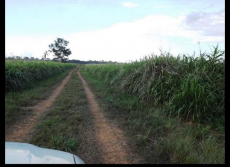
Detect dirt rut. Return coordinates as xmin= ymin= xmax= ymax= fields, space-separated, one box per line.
xmin=77 ymin=71 xmax=138 ymax=164
xmin=5 ymin=70 xmax=74 ymax=142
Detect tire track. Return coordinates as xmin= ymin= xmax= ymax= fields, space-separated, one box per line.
xmin=5 ymin=69 xmax=75 ymax=142
xmin=77 ymin=70 xmax=139 ymax=164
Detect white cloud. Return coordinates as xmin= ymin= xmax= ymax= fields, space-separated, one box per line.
xmin=153 ymin=5 xmax=172 ymax=9
xmin=182 ymin=10 xmax=225 ymax=39
xmin=122 ymin=2 xmax=138 ymax=8
xmin=5 ymin=11 xmax=225 ymax=62
xmin=5 ymin=35 xmax=59 ymax=59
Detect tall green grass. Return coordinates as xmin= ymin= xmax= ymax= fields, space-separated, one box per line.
xmin=82 ymin=46 xmax=225 ymax=132
xmin=5 ymin=60 xmax=76 ymax=93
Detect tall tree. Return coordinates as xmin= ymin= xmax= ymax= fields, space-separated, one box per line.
xmin=48 ymin=38 xmax=72 ymax=63
xmin=42 ymin=50 xmax=49 ymax=61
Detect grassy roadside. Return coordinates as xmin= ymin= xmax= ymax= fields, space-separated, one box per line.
xmin=5 ymin=68 xmax=74 ymax=126
xmin=81 ymin=69 xmax=225 ymax=164
xmin=28 ymin=69 xmax=104 ymax=164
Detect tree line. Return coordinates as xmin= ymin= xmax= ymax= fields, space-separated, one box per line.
xmin=6 ymin=37 xmax=120 ymax=64
xmin=5 ymin=56 xmax=119 ymax=64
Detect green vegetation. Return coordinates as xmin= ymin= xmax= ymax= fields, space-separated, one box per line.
xmin=81 ymin=45 xmax=225 ymax=163
xmin=5 ymin=68 xmax=74 ymax=126
xmin=29 ymin=69 xmax=103 ymax=163
xmin=5 ymin=45 xmax=224 ymax=163
xmin=5 ymin=60 xmax=76 ymax=93
xmin=82 ymin=46 xmax=225 ymax=132
xmin=48 ymin=37 xmax=72 ymax=63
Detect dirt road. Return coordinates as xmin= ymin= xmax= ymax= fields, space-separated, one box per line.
xmin=5 ymin=70 xmax=74 ymax=142
xmin=5 ymin=68 xmax=139 ymax=164
xmin=77 ymin=70 xmax=139 ymax=164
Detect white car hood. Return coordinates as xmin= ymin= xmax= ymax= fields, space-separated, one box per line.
xmin=5 ymin=142 xmax=84 ymax=164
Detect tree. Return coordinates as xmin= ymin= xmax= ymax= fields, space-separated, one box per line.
xmin=7 ymin=56 xmax=15 ymax=60
xmin=48 ymin=38 xmax=72 ymax=63
xmin=15 ymin=56 xmax=21 ymax=60
xmin=52 ymin=58 xmax=60 ymax=62
xmin=42 ymin=50 xmax=49 ymax=61
xmin=24 ymin=57 xmax=29 ymax=60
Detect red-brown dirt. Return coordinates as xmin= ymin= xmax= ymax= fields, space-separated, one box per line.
xmin=77 ymin=70 xmax=139 ymax=164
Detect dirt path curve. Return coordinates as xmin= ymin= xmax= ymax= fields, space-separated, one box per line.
xmin=5 ymin=69 xmax=74 ymax=142
xmin=77 ymin=70 xmax=138 ymax=164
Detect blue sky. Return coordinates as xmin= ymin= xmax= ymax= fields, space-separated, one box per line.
xmin=6 ymin=0 xmax=225 ymax=62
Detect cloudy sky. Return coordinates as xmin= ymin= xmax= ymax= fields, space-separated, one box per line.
xmin=6 ymin=0 xmax=225 ymax=62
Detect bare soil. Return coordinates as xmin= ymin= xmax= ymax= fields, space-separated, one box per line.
xmin=77 ymin=70 xmax=139 ymax=164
